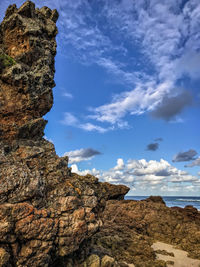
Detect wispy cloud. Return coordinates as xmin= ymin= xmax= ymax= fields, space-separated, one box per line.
xmin=62 ymin=91 xmax=73 ymax=99
xmin=61 ymin=112 xmax=108 ymax=133
xmin=64 ymin=148 xmax=101 ymax=164
xmin=89 ymin=80 xmax=173 ymax=124
xmin=51 ymin=0 xmax=200 ymax=129
xmin=3 ymin=0 xmax=199 ymax=131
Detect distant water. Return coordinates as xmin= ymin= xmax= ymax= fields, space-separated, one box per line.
xmin=125 ymin=196 xmax=200 ymax=210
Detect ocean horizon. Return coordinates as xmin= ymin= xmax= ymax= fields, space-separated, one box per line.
xmin=125 ymin=196 xmax=200 ymax=210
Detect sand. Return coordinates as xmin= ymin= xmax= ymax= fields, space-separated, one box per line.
xmin=152 ymin=241 xmax=200 ymax=267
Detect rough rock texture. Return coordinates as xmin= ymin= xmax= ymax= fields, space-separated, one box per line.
xmin=68 ymin=198 xmax=200 ymax=267
xmin=0 ymin=0 xmax=58 ymax=141
xmin=0 ymin=2 xmax=129 ymax=266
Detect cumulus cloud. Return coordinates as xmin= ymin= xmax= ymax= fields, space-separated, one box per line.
xmin=71 ymin=164 xmax=100 ymax=177
xmin=64 ymin=148 xmax=101 ymax=164
xmin=114 ymin=158 xmax=125 ymax=170
xmin=146 ymin=142 xmax=159 ymax=151
xmin=173 ymin=149 xmax=198 ymax=162
xmin=72 ymin=157 xmax=199 ymax=193
xmin=150 ymin=91 xmax=193 ymax=121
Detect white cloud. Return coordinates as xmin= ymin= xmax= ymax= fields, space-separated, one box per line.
xmin=114 ymin=158 xmax=125 ymax=170
xmin=72 ymin=157 xmax=199 ymax=194
xmin=79 ymin=123 xmax=108 ymax=133
xmin=62 ymin=91 xmax=73 ymax=99
xmin=64 ymin=148 xmax=101 ymax=164
xmin=71 ymin=164 xmax=79 ymax=173
xmin=51 ymin=0 xmax=200 ymax=128
xmin=71 ymin=164 xmax=100 ymax=177
xmin=61 ymin=112 xmax=108 ymax=133
xmin=175 ymin=51 xmax=200 ymax=80
xmin=90 ymin=80 xmax=173 ymax=124
xmin=3 ymin=0 xmax=199 ymax=131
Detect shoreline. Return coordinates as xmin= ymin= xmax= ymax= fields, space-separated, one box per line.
xmin=125 ymin=195 xmax=200 ymax=210
xmin=152 ymin=241 xmax=200 ymax=267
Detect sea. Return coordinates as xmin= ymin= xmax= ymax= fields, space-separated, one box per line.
xmin=125 ymin=196 xmax=200 ymax=210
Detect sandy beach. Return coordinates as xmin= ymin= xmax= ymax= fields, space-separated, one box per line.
xmin=152 ymin=241 xmax=200 ymax=267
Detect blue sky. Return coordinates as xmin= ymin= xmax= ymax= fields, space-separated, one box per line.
xmin=1 ymin=0 xmax=200 ymax=196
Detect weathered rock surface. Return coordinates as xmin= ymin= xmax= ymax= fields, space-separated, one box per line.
xmin=0 ymin=0 xmax=58 ymax=141
xmin=72 ymin=199 xmax=200 ymax=267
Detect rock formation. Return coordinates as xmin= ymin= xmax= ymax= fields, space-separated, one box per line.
xmin=0 ymin=2 xmax=129 ymax=266
xmin=0 ymin=2 xmax=200 ymax=267
xmin=61 ymin=197 xmax=200 ymax=266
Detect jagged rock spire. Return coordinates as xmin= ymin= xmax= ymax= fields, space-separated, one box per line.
xmin=0 ymin=1 xmax=58 ymax=141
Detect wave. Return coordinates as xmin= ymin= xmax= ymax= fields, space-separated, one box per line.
xmin=176 ymin=199 xmax=200 ymax=202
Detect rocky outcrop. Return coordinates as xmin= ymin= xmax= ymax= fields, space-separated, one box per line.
xmin=0 ymin=2 xmax=128 ymax=266
xmin=70 ymin=199 xmax=200 ymax=267
xmin=0 ymin=1 xmax=58 ymax=141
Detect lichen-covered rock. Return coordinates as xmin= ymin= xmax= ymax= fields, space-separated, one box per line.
xmin=101 ymin=255 xmax=115 ymax=267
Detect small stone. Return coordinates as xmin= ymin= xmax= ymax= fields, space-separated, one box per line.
xmin=86 ymin=254 xmax=100 ymax=267
xmin=0 ymin=247 xmax=10 ymax=266
xmin=101 ymin=255 xmax=115 ymax=267
xmin=51 ymin=9 xmax=59 ymax=22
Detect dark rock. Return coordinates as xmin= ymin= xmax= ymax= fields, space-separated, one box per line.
xmin=144 ymin=195 xmax=166 ymax=205
xmin=102 ymin=182 xmax=129 ymax=200
xmin=154 ymin=250 xmax=174 ymax=257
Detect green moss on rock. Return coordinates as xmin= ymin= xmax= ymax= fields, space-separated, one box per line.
xmin=0 ymin=52 xmax=16 ymax=70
